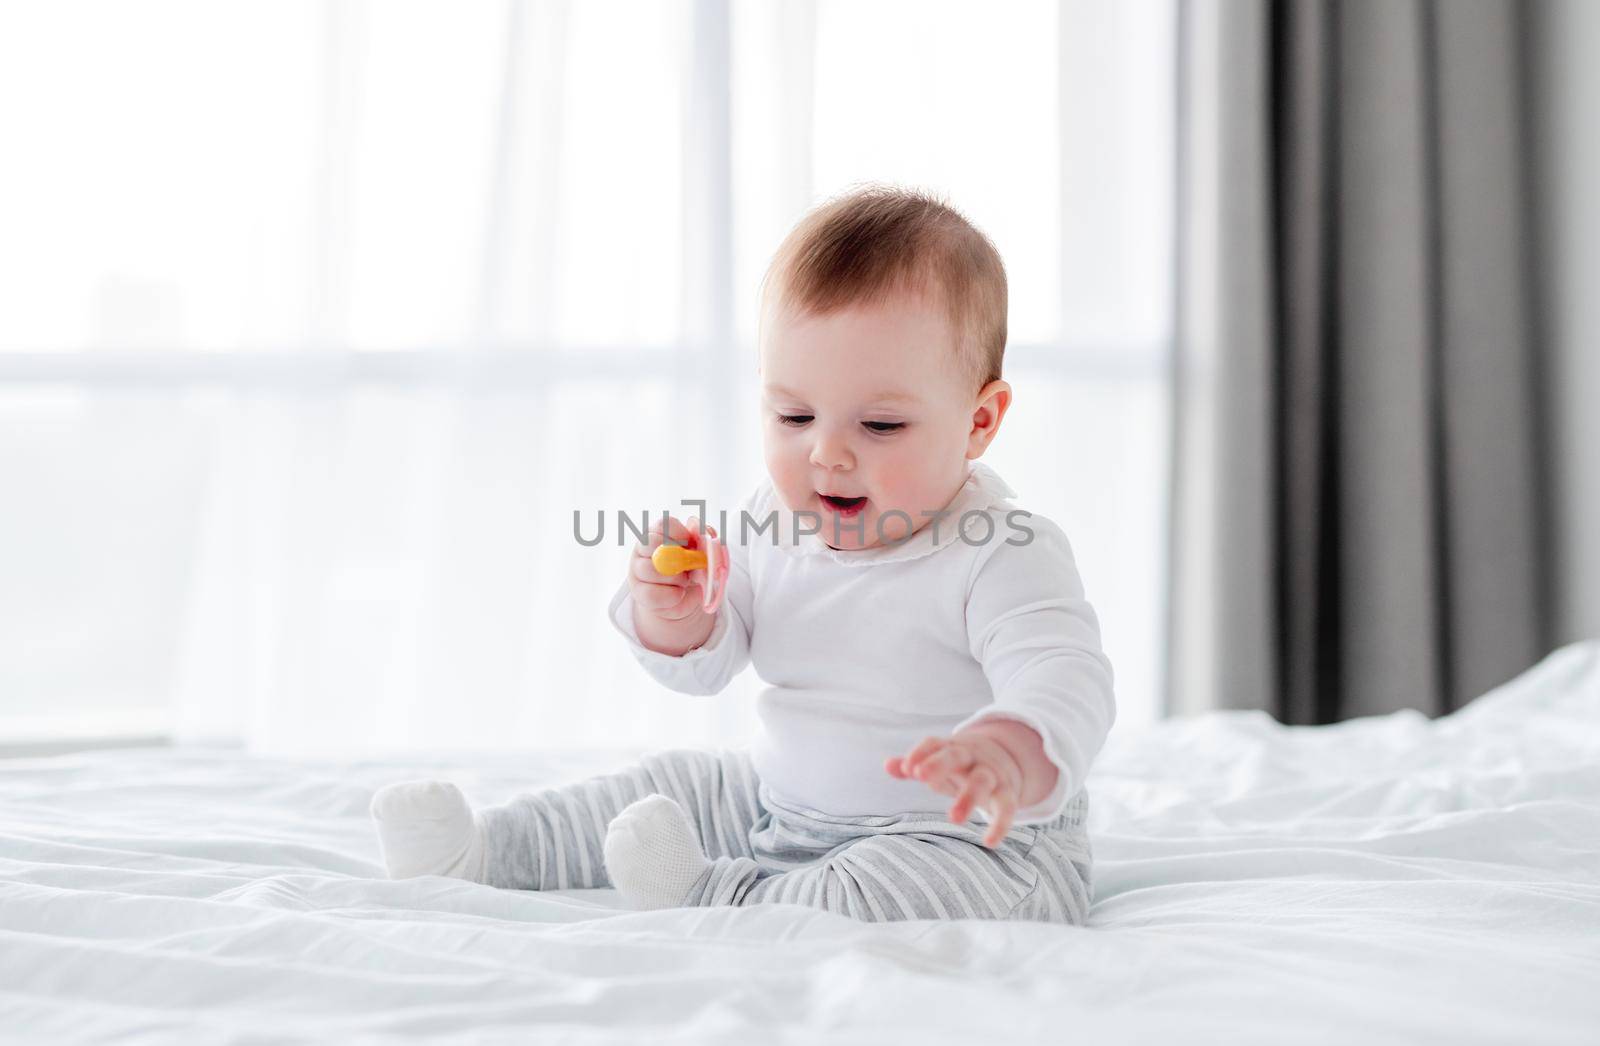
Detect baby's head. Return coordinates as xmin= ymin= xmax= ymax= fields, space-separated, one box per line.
xmin=758 ymin=184 xmax=1011 ymax=550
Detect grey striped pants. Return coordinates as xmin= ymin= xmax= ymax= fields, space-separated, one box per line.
xmin=477 ymin=747 xmax=1093 ymax=924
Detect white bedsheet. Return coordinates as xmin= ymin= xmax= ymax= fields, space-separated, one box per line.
xmin=3 ymin=643 xmax=1598 ymax=1044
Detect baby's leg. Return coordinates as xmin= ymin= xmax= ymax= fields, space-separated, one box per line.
xmin=606 ymin=793 xmax=1093 ymax=924
xmin=372 ymin=748 xmax=761 ymax=890
xmin=692 ymin=825 xmax=1053 ymax=922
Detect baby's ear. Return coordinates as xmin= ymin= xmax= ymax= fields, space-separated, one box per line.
xmin=967 ymin=379 xmax=1013 ymax=456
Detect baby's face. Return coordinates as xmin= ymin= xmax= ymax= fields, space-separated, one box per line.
xmin=759 ymin=290 xmax=997 ymax=550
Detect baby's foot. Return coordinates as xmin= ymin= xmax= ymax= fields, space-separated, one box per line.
xmin=603 ymin=794 xmax=710 ymax=909
xmin=370 ymin=780 xmax=487 ymax=882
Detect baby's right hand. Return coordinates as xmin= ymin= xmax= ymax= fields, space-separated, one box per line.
xmin=627 ymin=514 xmax=718 ymax=656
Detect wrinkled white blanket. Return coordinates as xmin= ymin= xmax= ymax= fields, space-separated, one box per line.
xmin=3 ymin=644 xmax=1598 ymax=1044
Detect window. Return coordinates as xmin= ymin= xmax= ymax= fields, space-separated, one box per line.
xmin=0 ymin=0 xmax=1174 ymax=752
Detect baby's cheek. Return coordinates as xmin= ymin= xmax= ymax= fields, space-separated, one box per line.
xmin=878 ymin=469 xmax=940 ymax=525
xmin=763 ymin=448 xmax=807 ymax=505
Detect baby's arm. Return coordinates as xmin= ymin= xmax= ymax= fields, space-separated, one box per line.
xmin=627 ymin=514 xmax=719 ymax=655
xmin=607 ymin=495 xmax=757 ymax=696
xmin=884 ymin=718 xmax=1055 ymax=847
xmin=888 ymin=513 xmax=1115 ymax=838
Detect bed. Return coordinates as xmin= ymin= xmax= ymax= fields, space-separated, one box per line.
xmin=3 ymin=642 xmax=1598 ymax=1044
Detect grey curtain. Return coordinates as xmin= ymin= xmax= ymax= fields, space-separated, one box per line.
xmin=1168 ymin=0 xmax=1551 ymax=722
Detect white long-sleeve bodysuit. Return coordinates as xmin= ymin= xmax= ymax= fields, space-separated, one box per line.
xmin=606 ymin=460 xmax=1116 ymax=826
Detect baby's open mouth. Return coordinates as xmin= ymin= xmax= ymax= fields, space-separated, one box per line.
xmin=819 ymin=493 xmax=868 ymax=514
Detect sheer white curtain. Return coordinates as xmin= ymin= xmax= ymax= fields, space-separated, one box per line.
xmin=0 ymin=0 xmax=1174 ymax=754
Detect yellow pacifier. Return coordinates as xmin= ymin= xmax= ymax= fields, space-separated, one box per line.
xmin=650 ymin=527 xmax=731 ymax=613
xmin=651 ymin=544 xmax=709 ymax=575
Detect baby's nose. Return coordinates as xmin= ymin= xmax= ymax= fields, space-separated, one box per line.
xmin=808 ymin=431 xmax=854 ymax=470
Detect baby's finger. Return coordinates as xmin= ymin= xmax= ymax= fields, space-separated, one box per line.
xmin=948 ymin=765 xmax=997 ymax=826
xmin=684 ymin=516 xmax=718 ymax=542
xmin=912 ymin=743 xmax=975 ymax=783
xmin=982 ymin=792 xmax=1018 ymax=849
xmin=632 ymin=556 xmax=689 ymax=585
xmin=682 ymin=515 xmax=722 ymax=552
xmin=635 ymin=514 xmax=693 ymax=555
xmin=900 ymin=736 xmax=947 ymax=775
xmin=633 ymin=525 xmax=664 ymax=559
xmin=632 ymin=579 xmax=697 ymax=611
xmin=653 ymin=584 xmax=706 ymax=621
xmin=889 ymin=756 xmax=955 ymax=790
xmin=917 ymin=765 xmax=969 ymax=798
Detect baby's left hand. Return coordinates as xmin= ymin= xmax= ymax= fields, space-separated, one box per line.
xmin=884 ymin=731 xmax=1024 ymax=848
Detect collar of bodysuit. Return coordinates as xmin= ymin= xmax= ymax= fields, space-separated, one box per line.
xmin=759 ymin=460 xmax=1020 ymax=567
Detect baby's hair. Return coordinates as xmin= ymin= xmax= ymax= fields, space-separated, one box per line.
xmin=759 ymin=183 xmax=1008 ymax=390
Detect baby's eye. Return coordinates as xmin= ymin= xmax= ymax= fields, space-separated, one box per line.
xmin=777 ymin=414 xmax=813 ymax=427
xmin=862 ymin=421 xmax=905 ymax=434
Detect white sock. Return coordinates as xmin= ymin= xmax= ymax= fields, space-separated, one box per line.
xmin=370 ymin=779 xmax=487 ymax=882
xmin=603 ymin=794 xmax=710 ymax=909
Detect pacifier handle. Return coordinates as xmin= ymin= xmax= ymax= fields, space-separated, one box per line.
xmin=650 ymin=523 xmax=731 ymax=614
xmin=650 ymin=544 xmax=707 ymax=575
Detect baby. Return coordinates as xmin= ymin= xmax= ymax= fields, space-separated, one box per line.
xmin=372 ymin=185 xmax=1116 ymax=923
